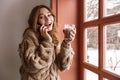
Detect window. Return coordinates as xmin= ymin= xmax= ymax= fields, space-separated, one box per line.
xmin=105 ymin=0 xmax=120 ymax=16
xmin=105 ymin=23 xmax=120 ymax=75
xmin=80 ymin=0 xmax=120 ymax=80
xmin=86 ymin=27 xmax=98 ymax=66
xmin=85 ymin=69 xmax=98 ymax=80
xmin=85 ymin=0 xmax=99 ymax=21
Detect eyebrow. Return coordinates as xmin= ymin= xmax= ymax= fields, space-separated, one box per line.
xmin=39 ymin=12 xmax=51 ymax=15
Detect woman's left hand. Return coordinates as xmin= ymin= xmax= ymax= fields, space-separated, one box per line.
xmin=63 ymin=26 xmax=76 ymax=44
xmin=39 ymin=25 xmax=52 ymax=42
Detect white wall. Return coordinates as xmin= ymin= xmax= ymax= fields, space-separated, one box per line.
xmin=0 ymin=0 xmax=50 ymax=80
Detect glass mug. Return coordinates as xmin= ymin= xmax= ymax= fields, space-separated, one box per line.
xmin=64 ymin=24 xmax=75 ymax=30
xmin=63 ymin=24 xmax=75 ymax=41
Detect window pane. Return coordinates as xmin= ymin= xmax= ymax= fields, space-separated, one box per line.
xmin=105 ymin=0 xmax=120 ymax=16
xmin=85 ymin=0 xmax=99 ymax=21
xmin=103 ymin=77 xmax=109 ymax=80
xmin=105 ymin=23 xmax=120 ymax=75
xmin=86 ymin=27 xmax=98 ymax=66
xmin=85 ymin=69 xmax=98 ymax=80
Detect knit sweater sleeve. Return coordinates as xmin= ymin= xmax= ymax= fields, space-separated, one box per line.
xmin=19 ymin=29 xmax=54 ymax=73
xmin=56 ymin=40 xmax=74 ymax=71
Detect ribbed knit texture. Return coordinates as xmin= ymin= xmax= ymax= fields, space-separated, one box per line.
xmin=18 ymin=28 xmax=74 ymax=80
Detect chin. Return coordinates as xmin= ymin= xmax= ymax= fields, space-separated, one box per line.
xmin=48 ymin=29 xmax=52 ymax=31
xmin=48 ymin=26 xmax=53 ymax=31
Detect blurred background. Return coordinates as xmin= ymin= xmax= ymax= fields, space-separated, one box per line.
xmin=0 ymin=0 xmax=50 ymax=80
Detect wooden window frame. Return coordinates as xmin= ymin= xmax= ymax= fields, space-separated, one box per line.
xmin=79 ymin=0 xmax=120 ymax=80
xmin=51 ymin=0 xmax=120 ymax=80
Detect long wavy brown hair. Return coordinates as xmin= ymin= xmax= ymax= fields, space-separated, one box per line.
xmin=28 ymin=5 xmax=59 ymax=46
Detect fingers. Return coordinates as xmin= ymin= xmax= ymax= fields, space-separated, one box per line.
xmin=70 ymin=31 xmax=75 ymax=38
xmin=40 ymin=25 xmax=49 ymax=37
xmin=39 ymin=25 xmax=52 ymax=42
xmin=40 ymin=25 xmax=47 ymax=34
xmin=70 ymin=28 xmax=76 ymax=37
xmin=65 ymin=28 xmax=76 ymax=37
xmin=69 ymin=31 xmax=76 ymax=41
xmin=64 ymin=27 xmax=76 ymax=42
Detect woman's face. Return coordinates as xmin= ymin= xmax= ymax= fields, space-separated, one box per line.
xmin=38 ymin=7 xmax=54 ymax=31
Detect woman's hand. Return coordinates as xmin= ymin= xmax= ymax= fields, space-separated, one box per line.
xmin=63 ymin=25 xmax=76 ymax=44
xmin=39 ymin=25 xmax=52 ymax=42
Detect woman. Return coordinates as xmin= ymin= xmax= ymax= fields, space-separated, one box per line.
xmin=18 ymin=5 xmax=76 ymax=80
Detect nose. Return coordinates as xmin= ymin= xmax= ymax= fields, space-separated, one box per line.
xmin=45 ymin=16 xmax=50 ymax=21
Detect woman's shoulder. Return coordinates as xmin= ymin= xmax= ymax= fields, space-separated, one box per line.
xmin=22 ymin=27 xmax=39 ymax=46
xmin=23 ymin=28 xmax=37 ymax=39
xmin=23 ymin=28 xmax=34 ymax=35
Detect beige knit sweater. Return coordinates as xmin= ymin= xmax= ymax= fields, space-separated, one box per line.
xmin=18 ymin=28 xmax=74 ymax=80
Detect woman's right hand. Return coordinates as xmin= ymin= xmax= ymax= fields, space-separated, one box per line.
xmin=63 ymin=24 xmax=76 ymax=43
xmin=39 ymin=25 xmax=52 ymax=42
